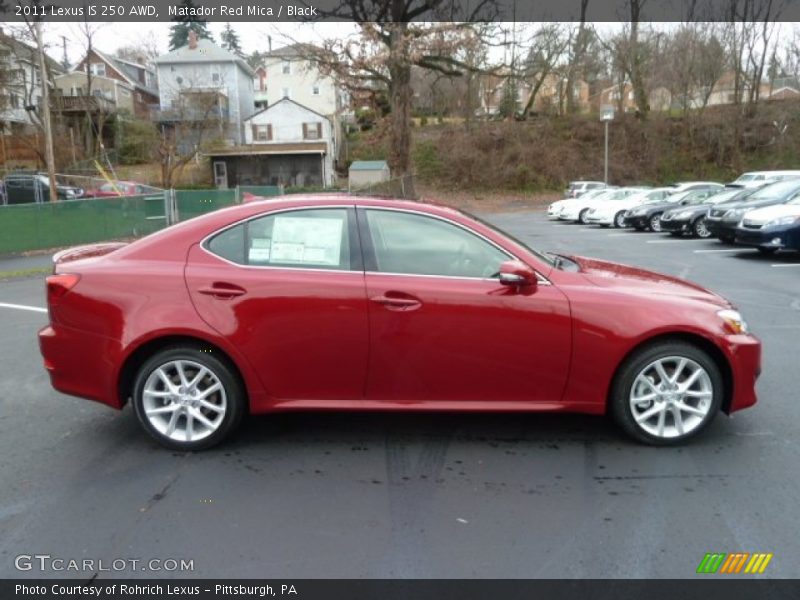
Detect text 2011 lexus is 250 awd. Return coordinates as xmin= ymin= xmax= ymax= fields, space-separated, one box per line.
xmin=39 ymin=195 xmax=761 ymax=450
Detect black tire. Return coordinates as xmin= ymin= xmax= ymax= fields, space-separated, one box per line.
xmin=610 ymin=340 xmax=723 ymax=446
xmin=757 ymin=247 xmax=778 ymax=255
xmin=132 ymin=345 xmax=246 ymax=451
xmin=614 ymin=211 xmax=627 ymax=228
xmin=649 ymin=213 xmax=663 ymax=232
xmin=692 ymin=217 xmax=712 ymax=239
xmin=578 ymin=208 xmax=590 ymax=224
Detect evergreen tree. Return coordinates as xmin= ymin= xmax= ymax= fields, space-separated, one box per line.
xmin=220 ymin=23 xmax=243 ymax=57
xmin=168 ymin=0 xmax=214 ymax=51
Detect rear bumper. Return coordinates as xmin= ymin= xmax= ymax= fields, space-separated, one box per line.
xmin=38 ymin=324 xmax=124 ymax=409
xmin=721 ymin=334 xmax=762 ymax=413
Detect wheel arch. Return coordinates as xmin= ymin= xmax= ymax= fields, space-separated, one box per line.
xmin=608 ymin=331 xmax=734 ymax=414
xmin=117 ymin=334 xmax=249 ymax=409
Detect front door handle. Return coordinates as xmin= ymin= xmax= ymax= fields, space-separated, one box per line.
xmin=198 ymin=283 xmax=247 ymax=299
xmin=370 ymin=294 xmax=422 ymax=311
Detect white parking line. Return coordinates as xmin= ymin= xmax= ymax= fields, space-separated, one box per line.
xmin=0 ymin=302 xmax=47 ymax=313
xmin=771 ymin=263 xmax=800 ymax=268
xmin=693 ymin=249 xmax=743 ymax=254
xmin=606 ymin=233 xmax=629 ymax=237
xmin=646 ymin=239 xmax=707 ymax=244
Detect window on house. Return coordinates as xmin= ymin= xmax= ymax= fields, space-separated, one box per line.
xmin=303 ymin=122 xmax=322 ymax=140
xmin=282 ymin=60 xmax=291 ymax=74
xmin=212 ymin=72 xmax=220 ymax=84
xmin=89 ymin=62 xmax=106 ymax=77
xmin=252 ymin=124 xmax=273 ymax=142
xmin=312 ymin=84 xmax=320 ymax=95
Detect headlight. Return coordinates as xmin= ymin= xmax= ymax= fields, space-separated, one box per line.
xmin=675 ymin=210 xmax=695 ymax=219
xmin=725 ymin=209 xmax=744 ymax=219
xmin=717 ymin=309 xmax=749 ymax=335
xmin=630 ymin=209 xmax=645 ymax=216
xmin=764 ymin=216 xmax=800 ymax=228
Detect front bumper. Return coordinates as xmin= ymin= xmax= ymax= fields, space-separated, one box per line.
xmin=734 ymin=224 xmax=800 ymax=250
xmin=623 ymin=214 xmax=651 ymax=228
xmin=705 ymin=218 xmax=738 ymax=239
xmin=585 ymin=213 xmax=614 ymax=225
xmin=660 ymin=217 xmax=692 ymax=233
xmin=720 ymin=333 xmax=762 ymax=413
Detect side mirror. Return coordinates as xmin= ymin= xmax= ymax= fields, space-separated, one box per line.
xmin=498 ymin=260 xmax=537 ymax=288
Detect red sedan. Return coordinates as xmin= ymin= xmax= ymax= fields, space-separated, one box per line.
xmin=39 ymin=195 xmax=761 ymax=450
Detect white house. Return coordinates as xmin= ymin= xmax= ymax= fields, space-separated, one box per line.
xmin=154 ymin=32 xmax=255 ymax=144
xmin=207 ymin=98 xmax=336 ymax=188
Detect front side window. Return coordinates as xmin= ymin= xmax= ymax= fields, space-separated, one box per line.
xmin=364 ymin=210 xmax=509 ymax=279
xmin=206 ymin=208 xmax=352 ymax=271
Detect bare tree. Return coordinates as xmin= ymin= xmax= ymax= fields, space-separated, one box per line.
xmin=296 ymin=1 xmax=497 ymax=193
xmin=518 ymin=23 xmax=570 ymax=117
xmin=564 ymin=0 xmax=591 ymax=115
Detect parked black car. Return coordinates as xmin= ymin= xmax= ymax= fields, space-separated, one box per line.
xmin=705 ymin=179 xmax=800 ymax=244
xmin=3 ymin=172 xmax=84 ymax=204
xmin=623 ymin=187 xmax=721 ymax=232
xmin=734 ymin=196 xmax=800 ymax=254
xmin=659 ymin=187 xmax=758 ymax=238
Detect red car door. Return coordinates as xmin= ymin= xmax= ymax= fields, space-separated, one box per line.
xmin=185 ymin=206 xmax=369 ymax=402
xmin=359 ymin=207 xmax=572 ymax=405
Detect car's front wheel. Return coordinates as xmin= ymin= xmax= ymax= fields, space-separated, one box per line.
xmin=693 ymin=217 xmax=712 ymax=239
xmin=614 ymin=211 xmax=627 ymax=228
xmin=610 ymin=341 xmax=723 ymax=445
xmin=649 ymin=214 xmax=663 ymax=232
xmin=132 ymin=345 xmax=246 ymax=451
xmin=578 ymin=209 xmax=590 ymax=224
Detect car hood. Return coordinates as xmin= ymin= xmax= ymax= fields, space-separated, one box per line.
xmin=568 ymin=255 xmax=730 ymax=307
xmin=663 ymin=204 xmax=707 ymax=218
xmin=629 ymin=200 xmax=677 ymax=213
xmin=742 ymin=203 xmax=800 ymax=223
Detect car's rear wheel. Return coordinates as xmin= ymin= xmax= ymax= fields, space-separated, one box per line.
xmin=132 ymin=346 xmax=245 ymax=451
xmin=693 ymin=217 xmax=712 ymax=238
xmin=614 ymin=211 xmax=627 ymax=228
xmin=610 ymin=341 xmax=723 ymax=446
xmin=578 ymin=208 xmax=590 ymax=224
xmin=649 ymin=214 xmax=663 ymax=232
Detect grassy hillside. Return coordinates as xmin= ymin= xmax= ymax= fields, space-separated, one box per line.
xmin=347 ymin=99 xmax=800 ymax=192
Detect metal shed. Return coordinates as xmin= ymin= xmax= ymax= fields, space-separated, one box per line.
xmin=348 ymin=160 xmax=390 ymax=191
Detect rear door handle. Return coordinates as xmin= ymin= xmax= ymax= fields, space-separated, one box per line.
xmin=198 ymin=283 xmax=247 ymax=299
xmin=370 ymin=294 xmax=422 ymax=311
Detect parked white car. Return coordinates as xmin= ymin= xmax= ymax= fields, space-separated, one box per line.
xmin=585 ymin=187 xmax=673 ymax=227
xmin=728 ymin=170 xmax=800 ymax=189
xmin=559 ymin=188 xmax=648 ymax=224
xmin=548 ymin=188 xmax=610 ymax=220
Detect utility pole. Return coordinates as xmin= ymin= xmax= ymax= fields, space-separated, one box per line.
xmin=61 ymin=35 xmax=69 ymax=70
xmin=35 ymin=21 xmax=58 ymax=202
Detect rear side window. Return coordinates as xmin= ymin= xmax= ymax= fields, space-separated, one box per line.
xmin=205 ymin=208 xmax=352 ymax=271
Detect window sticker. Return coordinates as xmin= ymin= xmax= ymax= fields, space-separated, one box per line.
xmin=248 ymin=238 xmax=271 ymax=262
xmin=270 ymin=217 xmax=343 ymax=265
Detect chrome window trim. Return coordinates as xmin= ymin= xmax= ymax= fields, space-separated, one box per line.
xmin=198 ymin=203 xmax=552 ymax=285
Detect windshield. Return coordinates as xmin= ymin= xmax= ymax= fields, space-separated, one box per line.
xmin=703 ymin=190 xmax=739 ymax=204
xmin=461 ymin=209 xmax=555 ymax=267
xmin=733 ymin=174 xmax=761 ymax=183
xmin=748 ymin=179 xmax=800 ymax=201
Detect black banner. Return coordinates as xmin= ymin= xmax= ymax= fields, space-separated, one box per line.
xmin=2 ymin=0 xmax=800 ymax=23
xmin=4 ymin=580 xmax=800 ymax=600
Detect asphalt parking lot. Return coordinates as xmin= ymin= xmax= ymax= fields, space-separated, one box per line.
xmin=1 ymin=209 xmax=799 ymax=580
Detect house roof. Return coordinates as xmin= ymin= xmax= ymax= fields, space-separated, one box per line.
xmin=243 ymin=97 xmax=332 ymax=123
xmin=0 ymin=29 xmax=63 ymax=75
xmin=262 ymin=43 xmax=319 ymax=59
xmin=88 ymin=48 xmax=158 ymax=97
xmin=155 ymin=38 xmax=254 ymax=76
xmin=350 ymin=160 xmax=389 ymax=171
xmin=207 ymin=142 xmax=328 ymax=156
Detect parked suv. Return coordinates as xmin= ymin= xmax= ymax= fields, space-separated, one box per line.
xmin=3 ymin=172 xmax=84 ymax=204
xmin=565 ymin=181 xmax=606 ymax=198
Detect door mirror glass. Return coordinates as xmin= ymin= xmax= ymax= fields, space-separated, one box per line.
xmin=498 ymin=260 xmax=537 ymax=288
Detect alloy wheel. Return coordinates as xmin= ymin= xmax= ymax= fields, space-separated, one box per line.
xmin=694 ymin=218 xmax=711 ymax=238
xmin=614 ymin=211 xmax=626 ymax=228
xmin=629 ymin=356 xmax=713 ymax=439
xmin=142 ymin=360 xmax=227 ymax=443
xmin=649 ymin=214 xmax=662 ymax=232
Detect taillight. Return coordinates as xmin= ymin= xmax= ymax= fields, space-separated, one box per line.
xmin=46 ymin=273 xmax=81 ymax=307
